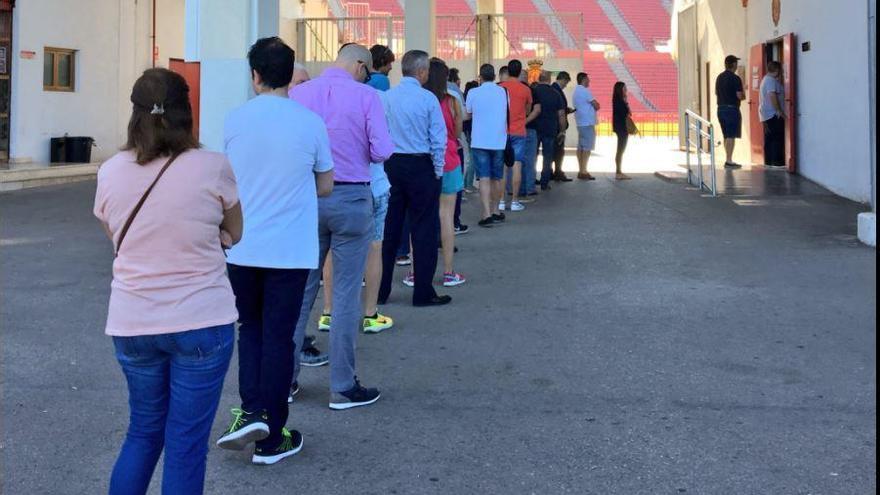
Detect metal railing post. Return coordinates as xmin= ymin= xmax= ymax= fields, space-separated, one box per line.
xmin=696 ymin=119 xmax=703 ymax=192
xmin=685 ymin=112 xmax=692 ymax=187
xmin=709 ymin=125 xmax=717 ymax=196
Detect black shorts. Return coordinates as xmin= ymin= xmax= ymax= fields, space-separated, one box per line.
xmin=717 ymin=106 xmax=742 ymax=139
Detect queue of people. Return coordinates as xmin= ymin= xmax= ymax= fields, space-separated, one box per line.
xmin=94 ymin=37 xmax=638 ymax=493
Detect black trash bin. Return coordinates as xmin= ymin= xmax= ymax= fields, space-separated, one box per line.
xmin=49 ymin=136 xmax=94 ymax=164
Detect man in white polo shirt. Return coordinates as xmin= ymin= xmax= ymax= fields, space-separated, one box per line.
xmin=572 ymin=72 xmax=600 ymax=180
xmin=217 ymin=37 xmax=334 ymax=465
xmin=465 ymin=63 xmax=509 ymax=228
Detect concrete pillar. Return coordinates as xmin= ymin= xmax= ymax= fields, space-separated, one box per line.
xmin=184 ymin=0 xmax=279 ymax=151
xmin=475 ymin=0 xmax=502 ymax=14
xmin=404 ymin=0 xmax=436 ymax=54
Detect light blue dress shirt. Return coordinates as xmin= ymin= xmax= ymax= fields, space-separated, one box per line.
xmin=370 ymin=90 xmax=392 ymax=198
xmin=385 ymin=76 xmax=447 ymax=177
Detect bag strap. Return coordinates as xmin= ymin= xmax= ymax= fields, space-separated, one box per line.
xmin=115 ymin=152 xmax=182 ymax=256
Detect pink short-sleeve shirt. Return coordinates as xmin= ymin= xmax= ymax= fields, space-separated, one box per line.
xmin=94 ymin=149 xmax=240 ymax=337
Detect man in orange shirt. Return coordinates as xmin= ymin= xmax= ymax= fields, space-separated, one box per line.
xmin=499 ymin=60 xmax=540 ymax=212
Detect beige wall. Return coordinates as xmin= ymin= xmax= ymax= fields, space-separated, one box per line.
xmin=677 ymin=0 xmax=874 ymax=203
xmin=155 ymin=0 xmax=185 ymax=67
xmin=10 ymin=0 xmax=151 ymax=163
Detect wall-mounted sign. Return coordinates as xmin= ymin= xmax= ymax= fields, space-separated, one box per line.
xmin=772 ymin=0 xmax=781 ymax=26
xmin=20 ymin=50 xmax=35 ymax=59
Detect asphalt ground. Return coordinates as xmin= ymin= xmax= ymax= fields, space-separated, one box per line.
xmin=0 ymin=160 xmax=875 ymax=494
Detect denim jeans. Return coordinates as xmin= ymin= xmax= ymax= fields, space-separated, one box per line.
xmin=109 ymin=324 xmax=234 ymax=495
xmin=462 ymin=136 xmax=476 ymax=188
xmin=228 ymin=265 xmax=309 ymax=449
xmin=522 ymin=129 xmax=538 ymax=194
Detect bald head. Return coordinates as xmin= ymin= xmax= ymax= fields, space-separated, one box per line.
xmin=291 ymin=63 xmax=310 ymax=87
xmin=336 ymin=43 xmax=372 ymax=82
xmin=538 ymin=70 xmax=552 ymax=83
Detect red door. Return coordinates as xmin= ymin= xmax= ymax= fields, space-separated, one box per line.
xmin=748 ymin=43 xmax=766 ymax=164
xmin=169 ymin=59 xmax=200 ymax=139
xmin=781 ymin=33 xmax=797 ymax=173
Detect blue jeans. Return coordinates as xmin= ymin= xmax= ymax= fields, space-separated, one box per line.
xmin=110 ymin=324 xmax=234 ymax=495
xmin=522 ymin=129 xmax=538 ymax=194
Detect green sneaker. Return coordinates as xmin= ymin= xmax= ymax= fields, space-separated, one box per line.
xmin=216 ymin=408 xmax=269 ymax=451
xmin=363 ymin=313 xmax=394 ymax=334
xmin=318 ymin=314 xmax=331 ymax=332
xmin=252 ymin=428 xmax=304 ymax=465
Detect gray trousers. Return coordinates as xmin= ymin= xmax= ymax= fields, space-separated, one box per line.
xmin=292 ymin=185 xmax=372 ymax=393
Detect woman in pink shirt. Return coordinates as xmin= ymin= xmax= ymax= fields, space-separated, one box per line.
xmin=93 ymin=68 xmax=242 ymax=495
xmin=424 ymin=57 xmax=467 ymax=287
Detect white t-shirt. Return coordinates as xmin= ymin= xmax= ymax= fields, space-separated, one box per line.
xmin=465 ymin=82 xmax=508 ymax=150
xmin=224 ymin=94 xmax=333 ymax=269
xmin=758 ymin=74 xmax=784 ymax=122
xmin=573 ymin=85 xmax=598 ymax=127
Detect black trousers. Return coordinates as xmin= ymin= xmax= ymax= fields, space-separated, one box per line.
xmin=381 ymin=154 xmax=441 ymax=305
xmin=552 ymin=131 xmax=566 ymax=174
xmin=227 ymin=264 xmax=309 ymax=449
xmin=763 ymin=116 xmax=785 ymax=167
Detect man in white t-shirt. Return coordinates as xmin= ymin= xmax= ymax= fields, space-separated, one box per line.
xmin=572 ymin=72 xmax=600 ymax=180
xmin=759 ymin=60 xmax=787 ymax=167
xmin=465 ymin=63 xmax=509 ymax=227
xmin=217 ymin=37 xmax=334 ymax=466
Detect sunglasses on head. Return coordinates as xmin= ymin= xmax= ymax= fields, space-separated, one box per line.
xmin=358 ymin=60 xmax=372 ymax=83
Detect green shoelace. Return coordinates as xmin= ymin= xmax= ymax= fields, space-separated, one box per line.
xmin=224 ymin=408 xmax=247 ymax=434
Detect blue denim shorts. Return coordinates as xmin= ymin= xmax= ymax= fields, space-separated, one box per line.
xmin=577 ymin=125 xmax=596 ymax=151
xmin=717 ymin=106 xmax=742 ymax=139
xmin=508 ymin=135 xmax=528 ymax=163
xmin=371 ymin=192 xmax=390 ymax=242
xmin=471 ymin=148 xmax=505 ymax=180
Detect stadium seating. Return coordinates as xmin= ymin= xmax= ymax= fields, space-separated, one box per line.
xmin=548 ymin=0 xmax=626 ymax=49
xmin=441 ymin=0 xmax=473 ymax=14
xmin=621 ymin=51 xmax=677 ymax=112
xmin=582 ymin=51 xmax=649 ymax=115
xmin=334 ymin=0 xmax=678 ymax=119
xmin=610 ymin=0 xmax=670 ymax=49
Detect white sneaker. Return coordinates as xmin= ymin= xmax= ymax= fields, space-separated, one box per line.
xmin=509 ymin=201 xmax=525 ymax=212
xmin=498 ymin=201 xmax=506 ymax=211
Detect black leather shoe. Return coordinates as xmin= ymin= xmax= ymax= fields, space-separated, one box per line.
xmin=413 ymin=295 xmax=452 ymax=307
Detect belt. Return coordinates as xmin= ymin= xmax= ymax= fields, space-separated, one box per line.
xmin=393 ymin=153 xmax=431 ymax=158
xmin=333 ymin=181 xmax=370 ymax=186
xmin=717 ymin=104 xmax=740 ymax=109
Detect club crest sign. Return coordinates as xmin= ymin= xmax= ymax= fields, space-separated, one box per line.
xmin=772 ymin=0 xmax=781 ymax=26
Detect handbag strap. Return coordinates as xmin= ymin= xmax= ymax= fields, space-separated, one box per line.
xmin=115 ymin=152 xmax=182 ymax=256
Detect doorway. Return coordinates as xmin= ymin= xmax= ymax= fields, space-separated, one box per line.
xmin=748 ymin=34 xmax=797 ymax=173
xmin=0 ymin=2 xmax=12 ymax=166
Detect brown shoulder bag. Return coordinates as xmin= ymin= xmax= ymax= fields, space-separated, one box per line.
xmin=114 ymin=152 xmax=182 ymax=256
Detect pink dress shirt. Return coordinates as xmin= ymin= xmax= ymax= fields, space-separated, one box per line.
xmin=289 ymin=68 xmax=394 ymax=182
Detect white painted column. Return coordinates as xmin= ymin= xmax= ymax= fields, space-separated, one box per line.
xmin=184 ymin=0 xmax=279 ymax=151
xmin=404 ymin=0 xmax=436 ymax=54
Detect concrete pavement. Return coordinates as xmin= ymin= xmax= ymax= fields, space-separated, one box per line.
xmin=0 ymin=163 xmax=875 ymax=494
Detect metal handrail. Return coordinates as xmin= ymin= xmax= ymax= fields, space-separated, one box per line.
xmin=684 ymin=109 xmax=717 ymax=197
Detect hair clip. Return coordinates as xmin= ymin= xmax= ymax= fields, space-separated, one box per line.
xmin=150 ymin=104 xmax=165 ymax=115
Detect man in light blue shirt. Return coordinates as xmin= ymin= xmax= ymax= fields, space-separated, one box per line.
xmin=379 ymin=50 xmax=452 ymax=307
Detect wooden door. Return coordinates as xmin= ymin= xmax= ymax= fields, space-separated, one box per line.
xmin=782 ymin=33 xmax=797 ymax=173
xmin=748 ymin=42 xmax=766 ymax=164
xmin=169 ymin=59 xmax=200 ymax=139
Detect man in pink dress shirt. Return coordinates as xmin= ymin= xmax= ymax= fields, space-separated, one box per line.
xmin=289 ymin=43 xmax=394 ymax=410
